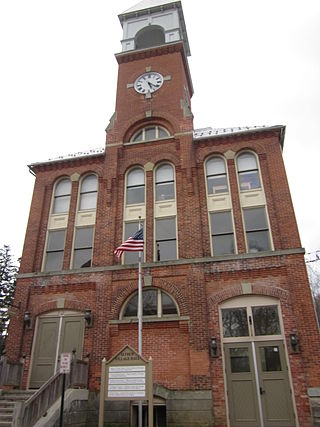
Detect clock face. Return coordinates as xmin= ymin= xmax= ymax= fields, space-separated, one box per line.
xmin=134 ymin=72 xmax=164 ymax=94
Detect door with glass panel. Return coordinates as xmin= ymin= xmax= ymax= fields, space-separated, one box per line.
xmin=221 ymin=298 xmax=296 ymax=427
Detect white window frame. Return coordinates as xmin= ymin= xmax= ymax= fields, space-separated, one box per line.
xmin=130 ymin=125 xmax=170 ymax=143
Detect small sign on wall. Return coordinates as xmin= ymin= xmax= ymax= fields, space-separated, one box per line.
xmin=59 ymin=353 xmax=71 ymax=374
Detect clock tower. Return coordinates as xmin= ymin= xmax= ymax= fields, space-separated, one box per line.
xmin=106 ymin=0 xmax=194 ymax=145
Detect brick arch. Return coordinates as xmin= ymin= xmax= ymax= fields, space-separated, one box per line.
xmin=208 ymin=283 xmax=289 ymax=309
xmin=121 ymin=111 xmax=181 ymax=142
xmin=110 ymin=279 xmax=189 ymax=319
xmin=34 ymin=298 xmax=88 ymax=317
xmin=196 ymin=147 xmax=228 ymax=164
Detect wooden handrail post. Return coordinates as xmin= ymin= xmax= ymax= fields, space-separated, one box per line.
xmin=98 ymin=358 xmax=106 ymax=427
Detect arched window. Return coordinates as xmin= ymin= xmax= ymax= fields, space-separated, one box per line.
xmin=155 ymin=164 xmax=175 ymax=201
xmin=131 ymin=126 xmax=170 ymax=143
xmin=52 ymin=178 xmax=71 ymax=214
xmin=135 ymin=25 xmax=165 ymax=50
xmin=79 ymin=174 xmax=98 ymax=210
xmin=122 ymin=289 xmax=178 ymax=319
xmin=126 ymin=168 xmax=145 ymax=205
xmin=237 ymin=152 xmax=261 ymax=191
xmin=206 ymin=157 xmax=228 ymax=195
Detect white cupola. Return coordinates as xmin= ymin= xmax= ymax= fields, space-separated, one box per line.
xmin=118 ymin=0 xmax=190 ymax=56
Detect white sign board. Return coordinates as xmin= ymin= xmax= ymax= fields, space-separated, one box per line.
xmin=59 ymin=353 xmax=71 ymax=374
xmin=107 ymin=365 xmax=146 ymax=398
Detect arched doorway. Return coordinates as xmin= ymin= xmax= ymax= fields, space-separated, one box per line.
xmin=220 ymin=296 xmax=296 ymax=427
xmin=29 ymin=310 xmax=85 ymax=388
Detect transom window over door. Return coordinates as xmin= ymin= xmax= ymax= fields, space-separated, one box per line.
xmin=126 ymin=168 xmax=145 ymax=205
xmin=220 ymin=297 xmax=282 ymax=339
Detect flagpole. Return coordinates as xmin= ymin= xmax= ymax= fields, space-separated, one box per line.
xmin=138 ymin=217 xmax=143 ymax=427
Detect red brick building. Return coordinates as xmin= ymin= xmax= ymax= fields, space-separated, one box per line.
xmin=5 ymin=1 xmax=320 ymax=426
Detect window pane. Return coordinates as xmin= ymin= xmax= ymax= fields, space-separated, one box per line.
xmin=143 ymin=290 xmax=157 ymax=316
xmin=244 ymin=208 xmax=268 ymax=231
xmin=206 ymin=158 xmax=226 ymax=176
xmin=44 ymin=252 xmax=64 ymax=272
xmin=237 ymin=153 xmax=257 ymax=172
xmin=156 ymin=183 xmax=174 ymax=201
xmin=212 ymin=234 xmax=235 ymax=256
xmin=230 ymin=348 xmax=250 ymax=373
xmin=74 ymin=227 xmax=94 ymax=249
xmin=207 ymin=175 xmax=228 ymax=194
xmin=127 ymin=187 xmax=145 ymax=204
xmin=239 ymin=171 xmax=260 ymax=190
xmin=211 ymin=212 xmax=233 ymax=234
xmin=53 ymin=196 xmax=70 ymax=214
xmin=161 ymin=292 xmax=177 ymax=315
xmin=124 ymin=222 xmax=144 ymax=264
xmin=128 ymin=169 xmax=144 ymax=186
xmin=222 ymin=308 xmax=249 ymax=337
xmin=55 ymin=179 xmax=71 ymax=196
xmin=124 ymin=294 xmax=138 ymax=317
xmin=252 ymin=305 xmax=281 ymax=336
xmin=260 ymin=346 xmax=281 ymax=372
xmin=158 ymin=127 xmax=169 ymax=138
xmin=156 ymin=218 xmax=176 ymax=240
xmin=81 ymin=175 xmax=97 ymax=193
xmin=156 ymin=165 xmax=174 ymax=183
xmin=145 ymin=127 xmax=156 ymax=140
xmin=157 ymin=240 xmax=177 ymax=261
xmin=73 ymin=248 xmax=92 ymax=269
xmin=47 ymin=230 xmax=66 ymax=251
xmin=80 ymin=192 xmax=97 ymax=210
xmin=247 ymin=230 xmax=270 ymax=252
xmin=133 ymin=131 xmax=143 ymax=142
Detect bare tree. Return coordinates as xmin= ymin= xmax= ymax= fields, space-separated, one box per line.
xmin=306 ymin=251 xmax=320 ymax=327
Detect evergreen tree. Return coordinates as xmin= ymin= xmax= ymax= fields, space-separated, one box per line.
xmin=0 ymin=245 xmax=18 ymax=354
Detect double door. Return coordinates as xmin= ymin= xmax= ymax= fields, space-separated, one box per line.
xmin=29 ymin=314 xmax=84 ymax=388
xmin=224 ymin=340 xmax=295 ymax=427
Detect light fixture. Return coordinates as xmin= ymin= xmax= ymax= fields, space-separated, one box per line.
xmin=24 ymin=311 xmax=31 ymax=328
xmin=211 ymin=336 xmax=218 ymax=357
xmin=85 ymin=309 xmax=93 ymax=326
xmin=290 ymin=333 xmax=299 ymax=352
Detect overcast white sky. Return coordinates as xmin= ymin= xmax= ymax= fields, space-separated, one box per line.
xmin=1 ymin=0 xmax=319 ymax=261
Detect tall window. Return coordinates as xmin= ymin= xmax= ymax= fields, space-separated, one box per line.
xmin=73 ymin=227 xmax=94 ymax=268
xmin=206 ymin=157 xmax=228 ymax=195
xmin=156 ymin=218 xmax=177 ymax=261
xmin=52 ymin=178 xmax=71 ymax=214
xmin=155 ymin=164 xmax=175 ymax=201
xmin=210 ymin=211 xmax=235 ymax=256
xmin=131 ymin=126 xmax=170 ymax=143
xmin=243 ymin=207 xmax=271 ymax=252
xmin=122 ymin=289 xmax=178 ymax=319
xmin=44 ymin=230 xmax=66 ymax=272
xmin=126 ymin=168 xmax=145 ymax=205
xmin=124 ymin=221 xmax=144 ymax=264
xmin=79 ymin=175 xmax=98 ymax=210
xmin=237 ymin=152 xmax=261 ymax=191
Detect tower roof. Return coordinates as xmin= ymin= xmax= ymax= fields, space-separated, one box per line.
xmin=121 ymin=0 xmax=178 ymax=15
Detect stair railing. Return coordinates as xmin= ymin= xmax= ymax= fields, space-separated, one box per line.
xmin=12 ymin=357 xmax=88 ymax=427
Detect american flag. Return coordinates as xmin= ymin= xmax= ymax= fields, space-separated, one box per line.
xmin=114 ymin=228 xmax=144 ymax=258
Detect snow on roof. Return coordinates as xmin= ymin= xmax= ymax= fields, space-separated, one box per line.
xmin=193 ymin=125 xmax=267 ymax=140
xmin=28 ymin=125 xmax=282 ymax=168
